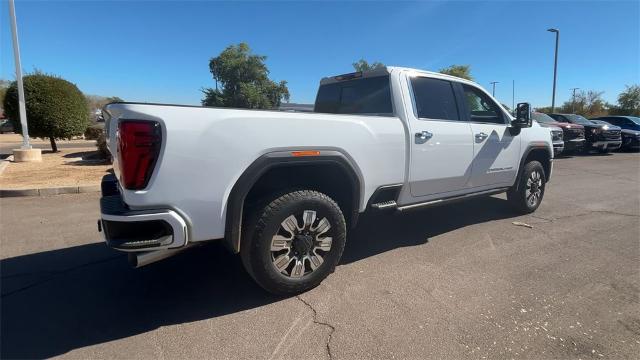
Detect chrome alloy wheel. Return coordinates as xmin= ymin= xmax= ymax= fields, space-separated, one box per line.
xmin=270 ymin=210 xmax=332 ymax=278
xmin=525 ymin=170 xmax=543 ymax=207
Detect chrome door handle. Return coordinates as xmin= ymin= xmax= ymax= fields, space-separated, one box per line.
xmin=475 ymin=132 xmax=488 ymax=142
xmin=415 ymin=131 xmax=433 ymax=144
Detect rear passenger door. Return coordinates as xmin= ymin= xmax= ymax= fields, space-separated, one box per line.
xmin=462 ymin=84 xmax=521 ymax=187
xmin=407 ymin=76 xmax=474 ymax=197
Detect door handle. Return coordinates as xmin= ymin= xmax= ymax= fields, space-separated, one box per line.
xmin=415 ymin=131 xmax=433 ymax=144
xmin=475 ymin=132 xmax=488 ymax=142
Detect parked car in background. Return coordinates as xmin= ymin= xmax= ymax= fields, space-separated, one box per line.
xmin=548 ymin=113 xmax=621 ymax=153
xmin=0 ymin=119 xmax=14 ymax=134
xmin=590 ymin=116 xmax=640 ymax=151
xmin=532 ymin=112 xmax=564 ymax=155
xmin=533 ymin=112 xmax=584 ymax=153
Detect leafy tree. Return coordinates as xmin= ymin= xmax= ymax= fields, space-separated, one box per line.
xmin=438 ymin=65 xmax=473 ymax=81
xmin=202 ymin=43 xmax=289 ymax=109
xmin=352 ymin=59 xmax=385 ymax=72
xmin=612 ymin=84 xmax=640 ymax=116
xmin=3 ymin=72 xmax=89 ymax=152
xmin=558 ymin=89 xmax=607 ymax=117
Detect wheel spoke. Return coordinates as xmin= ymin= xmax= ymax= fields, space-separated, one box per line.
xmin=313 ymin=217 xmax=331 ymax=236
xmin=315 ymin=237 xmax=332 ymax=252
xmin=271 ymin=235 xmax=292 ymax=251
xmin=273 ymin=254 xmax=294 ymax=273
xmin=281 ymin=215 xmax=300 ymax=235
xmin=290 ymin=259 xmax=305 ymax=278
xmin=303 ymin=210 xmax=317 ymax=230
xmin=308 ymin=254 xmax=324 ymax=270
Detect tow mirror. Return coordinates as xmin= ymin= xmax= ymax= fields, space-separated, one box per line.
xmin=512 ymin=102 xmax=532 ymax=128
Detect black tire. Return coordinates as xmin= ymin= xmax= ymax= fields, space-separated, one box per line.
xmin=507 ymin=160 xmax=546 ymax=214
xmin=240 ymin=190 xmax=346 ymax=295
xmin=598 ymin=147 xmax=610 ymax=154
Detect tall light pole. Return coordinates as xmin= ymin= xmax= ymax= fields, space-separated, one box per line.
xmin=570 ymin=87 xmax=580 ymax=113
xmin=490 ymin=81 xmax=499 ymax=97
xmin=8 ymin=0 xmax=31 ymax=149
xmin=547 ymin=28 xmax=559 ymax=113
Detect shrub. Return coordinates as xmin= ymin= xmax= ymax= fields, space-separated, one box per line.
xmin=84 ymin=123 xmax=104 ymax=140
xmin=96 ymin=132 xmax=111 ymax=161
xmin=3 ymin=72 xmax=90 ymax=152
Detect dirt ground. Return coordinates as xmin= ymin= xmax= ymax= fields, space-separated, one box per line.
xmin=0 ymin=147 xmax=112 ymax=189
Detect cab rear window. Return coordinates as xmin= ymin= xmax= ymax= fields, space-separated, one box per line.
xmin=314 ymin=76 xmax=393 ymax=116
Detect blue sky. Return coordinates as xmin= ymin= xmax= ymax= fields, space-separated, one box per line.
xmin=1 ymin=0 xmax=638 ymax=108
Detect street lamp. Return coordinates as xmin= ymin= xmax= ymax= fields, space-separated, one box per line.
xmin=490 ymin=81 xmax=499 ymax=97
xmin=547 ymin=28 xmax=559 ymax=112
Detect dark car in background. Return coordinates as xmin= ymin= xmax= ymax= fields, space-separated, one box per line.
xmin=533 ymin=112 xmax=585 ymax=153
xmin=590 ymin=116 xmax=640 ymax=151
xmin=549 ymin=113 xmax=621 ymax=153
xmin=532 ymin=112 xmax=564 ymax=155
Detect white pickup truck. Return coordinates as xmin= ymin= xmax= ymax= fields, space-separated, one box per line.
xmin=100 ymin=66 xmax=553 ymax=294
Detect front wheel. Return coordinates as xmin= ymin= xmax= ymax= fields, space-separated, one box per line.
xmin=241 ymin=190 xmax=347 ymax=295
xmin=507 ymin=160 xmax=546 ymax=214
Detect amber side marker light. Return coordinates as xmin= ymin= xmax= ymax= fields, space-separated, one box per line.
xmin=291 ymin=150 xmax=321 ymax=157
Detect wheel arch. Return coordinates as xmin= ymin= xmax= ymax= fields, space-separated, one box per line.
xmin=224 ymin=149 xmax=363 ymax=253
xmin=515 ymin=144 xmax=552 ymax=190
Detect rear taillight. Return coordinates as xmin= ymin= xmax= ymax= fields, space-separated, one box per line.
xmin=117 ymin=120 xmax=162 ymax=190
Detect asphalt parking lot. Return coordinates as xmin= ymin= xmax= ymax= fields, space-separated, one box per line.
xmin=1 ymin=152 xmax=639 ymax=359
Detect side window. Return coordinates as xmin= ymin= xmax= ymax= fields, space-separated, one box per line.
xmin=462 ymin=84 xmax=505 ymax=124
xmin=410 ymin=77 xmax=460 ymax=121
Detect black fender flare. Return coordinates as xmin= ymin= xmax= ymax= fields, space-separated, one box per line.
xmin=515 ymin=144 xmax=552 ymax=190
xmin=224 ymin=149 xmax=363 ymax=253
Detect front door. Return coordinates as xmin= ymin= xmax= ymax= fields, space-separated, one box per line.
xmin=461 ymin=84 xmax=521 ymax=187
xmin=407 ymin=76 xmax=474 ymax=197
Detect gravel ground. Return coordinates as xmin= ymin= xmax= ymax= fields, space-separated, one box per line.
xmin=0 ymin=147 xmax=111 ymax=189
xmin=1 ymin=152 xmax=638 ymax=359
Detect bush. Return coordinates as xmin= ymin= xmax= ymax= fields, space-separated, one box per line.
xmin=3 ymin=72 xmax=90 ymax=152
xmin=84 ymin=123 xmax=104 ymax=140
xmin=96 ymin=132 xmax=111 ymax=161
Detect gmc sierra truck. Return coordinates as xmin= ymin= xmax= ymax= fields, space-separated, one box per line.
xmin=99 ymin=67 xmax=554 ymax=295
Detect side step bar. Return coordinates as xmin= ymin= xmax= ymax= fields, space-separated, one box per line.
xmin=371 ymin=200 xmax=397 ymax=210
xmin=397 ymin=188 xmax=510 ymax=212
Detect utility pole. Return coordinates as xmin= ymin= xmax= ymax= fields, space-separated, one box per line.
xmin=570 ymin=87 xmax=580 ymax=113
xmin=9 ymin=0 xmax=31 ymax=149
xmin=547 ymin=28 xmax=560 ymax=112
xmin=490 ymin=81 xmax=499 ymax=97
xmin=512 ymin=80 xmax=515 ymax=113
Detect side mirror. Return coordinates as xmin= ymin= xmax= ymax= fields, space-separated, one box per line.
xmin=512 ymin=102 xmax=532 ymax=128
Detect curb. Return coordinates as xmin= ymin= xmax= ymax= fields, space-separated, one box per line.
xmin=0 ymin=184 xmax=101 ymax=198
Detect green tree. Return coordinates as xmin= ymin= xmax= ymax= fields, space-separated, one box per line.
xmin=438 ymin=65 xmax=473 ymax=81
xmin=558 ymin=89 xmax=607 ymax=117
xmin=613 ymin=84 xmax=640 ymax=116
xmin=352 ymin=59 xmax=385 ymax=72
xmin=3 ymin=72 xmax=89 ymax=152
xmin=202 ymin=43 xmax=289 ymax=109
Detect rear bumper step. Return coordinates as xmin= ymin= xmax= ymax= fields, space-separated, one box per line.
xmin=98 ymin=175 xmax=188 ymax=252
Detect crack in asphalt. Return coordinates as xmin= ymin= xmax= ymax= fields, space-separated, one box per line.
xmin=296 ymin=295 xmax=336 ymax=360
xmin=1 ymin=255 xmax=123 ymax=298
xmin=530 ymin=209 xmax=639 ymax=223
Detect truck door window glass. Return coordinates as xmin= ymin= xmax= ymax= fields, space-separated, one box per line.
xmin=462 ymin=84 xmax=505 ymax=124
xmin=410 ymin=77 xmax=460 ymax=121
xmin=314 ymin=75 xmax=393 ymax=116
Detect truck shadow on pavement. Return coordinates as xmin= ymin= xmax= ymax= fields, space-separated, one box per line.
xmin=1 ymin=196 xmax=517 ymax=359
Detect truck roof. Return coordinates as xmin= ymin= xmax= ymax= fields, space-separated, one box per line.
xmin=320 ymin=66 xmax=479 ymax=86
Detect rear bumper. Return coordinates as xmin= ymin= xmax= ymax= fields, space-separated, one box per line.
xmin=99 ymin=175 xmax=188 ymax=252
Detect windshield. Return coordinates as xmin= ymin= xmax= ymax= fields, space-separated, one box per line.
xmin=628 ymin=117 xmax=640 ymax=125
xmin=532 ymin=112 xmax=557 ymax=124
xmin=565 ymin=114 xmax=592 ymax=125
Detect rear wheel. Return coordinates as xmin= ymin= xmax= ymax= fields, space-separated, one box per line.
xmin=507 ymin=160 xmax=546 ymax=214
xmin=241 ymin=190 xmax=346 ymax=295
